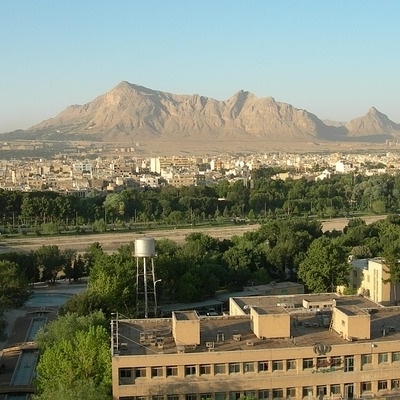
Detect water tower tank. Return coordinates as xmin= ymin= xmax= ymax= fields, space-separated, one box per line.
xmin=135 ymin=237 xmax=156 ymax=257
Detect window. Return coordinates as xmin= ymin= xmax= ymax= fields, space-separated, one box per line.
xmin=272 ymin=388 xmax=283 ymax=399
xmin=200 ymin=394 xmax=212 ymax=400
xmin=361 ymin=354 xmax=372 ymax=365
xmin=215 ymin=363 xmax=226 ymax=374
xmin=244 ymin=392 xmax=256 ymax=399
xmin=344 ymin=383 xmax=354 ymax=399
xmin=200 ymin=364 xmax=211 ymax=375
xmin=166 ymin=366 xmax=177 ymax=377
xmin=244 ymin=362 xmax=254 ymax=373
xmin=330 ymin=385 xmax=341 ymax=395
xmin=344 ymin=356 xmax=354 ymax=372
xmin=316 ymin=357 xmax=329 ymax=368
xmin=272 ymin=360 xmax=283 ymax=371
xmin=317 ymin=386 xmax=327 ymax=396
xmin=258 ymin=390 xmax=269 ymax=400
xmin=186 ymin=395 xmax=197 ymax=400
xmin=229 ymin=392 xmax=240 ymax=400
xmin=229 ymin=363 xmax=240 ymax=374
xmin=378 ymin=380 xmax=388 ymax=390
xmin=151 ymin=366 xmax=163 ymax=378
xmin=361 ymin=382 xmax=372 ymax=392
xmin=185 ymin=365 xmax=196 ymax=376
xmin=302 ymin=387 xmax=313 ymax=397
xmin=392 ymin=379 xmax=400 ymax=389
xmin=167 ymin=396 xmax=179 ymax=400
xmin=153 ymin=397 xmax=164 ymax=400
xmin=302 ymin=358 xmax=314 ymax=369
xmin=286 ymin=359 xmax=296 ymax=370
xmin=119 ymin=368 xmax=133 ymax=385
xmin=135 ymin=367 xmax=146 ymax=378
xmin=215 ymin=394 xmax=226 ymax=400
xmin=393 ymin=352 xmax=400 ymax=362
xmin=379 ymin=353 xmax=389 ymax=364
xmin=136 ymin=397 xmax=147 ymax=400
xmin=286 ymin=387 xmax=296 ymax=398
xmin=119 ymin=369 xmax=132 ymax=378
xmin=258 ymin=361 xmax=269 ymax=372
xmin=330 ymin=356 xmax=342 ymax=367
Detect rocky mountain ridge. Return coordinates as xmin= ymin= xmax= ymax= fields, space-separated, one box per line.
xmin=2 ymin=81 xmax=400 ymax=153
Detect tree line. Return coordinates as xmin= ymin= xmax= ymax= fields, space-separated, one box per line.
xmin=5 ymin=214 xmax=400 ymax=321
xmin=4 ymin=214 xmax=400 ymax=399
xmin=1 ymin=170 xmax=400 ymax=233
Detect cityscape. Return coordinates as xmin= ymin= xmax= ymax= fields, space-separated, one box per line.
xmin=2 ymin=1 xmax=400 ymax=400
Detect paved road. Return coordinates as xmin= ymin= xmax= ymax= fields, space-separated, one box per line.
xmin=0 ymin=215 xmax=387 ymax=254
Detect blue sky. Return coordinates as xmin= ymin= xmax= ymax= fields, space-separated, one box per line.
xmin=1 ymin=0 xmax=399 ymax=132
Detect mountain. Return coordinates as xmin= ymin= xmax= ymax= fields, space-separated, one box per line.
xmin=2 ymin=81 xmax=400 ymax=153
xmin=25 ymin=81 xmax=334 ymax=141
xmin=345 ymin=107 xmax=400 ymax=136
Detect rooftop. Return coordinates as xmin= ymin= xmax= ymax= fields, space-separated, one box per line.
xmin=113 ymin=293 xmax=400 ymax=357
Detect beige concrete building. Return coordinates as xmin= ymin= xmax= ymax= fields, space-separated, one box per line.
xmin=348 ymin=258 xmax=400 ymax=305
xmin=111 ymin=293 xmax=400 ymax=400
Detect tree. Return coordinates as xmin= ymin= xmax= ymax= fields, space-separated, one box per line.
xmin=381 ymin=241 xmax=400 ymax=305
xmin=32 ymin=379 xmax=111 ymax=400
xmin=0 ymin=260 xmax=31 ymax=311
xmin=298 ymin=236 xmax=351 ymax=293
xmin=36 ymin=310 xmax=108 ymax=351
xmin=34 ymin=245 xmax=64 ymax=282
xmin=35 ymin=324 xmax=111 ymax=394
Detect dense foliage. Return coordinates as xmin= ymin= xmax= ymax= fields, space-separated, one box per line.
xmin=0 ymin=260 xmax=31 ymax=312
xmin=34 ymin=311 xmax=111 ymax=399
xmin=0 ymin=171 xmax=399 ymax=233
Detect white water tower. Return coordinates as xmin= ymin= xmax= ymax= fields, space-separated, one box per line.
xmin=134 ymin=237 xmax=159 ymax=318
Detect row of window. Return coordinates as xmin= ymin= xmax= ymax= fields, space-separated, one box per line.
xmin=120 ymin=357 xmax=346 ymax=382
xmin=119 ymin=384 xmax=345 ymax=400
xmin=119 ymin=380 xmax=400 ymax=400
xmin=120 ymin=351 xmax=400 ymax=383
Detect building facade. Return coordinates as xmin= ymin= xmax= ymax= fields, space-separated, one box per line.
xmin=111 ymin=293 xmax=400 ymax=400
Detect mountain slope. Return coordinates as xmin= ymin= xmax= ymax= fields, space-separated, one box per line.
xmin=2 ymin=81 xmax=400 ymax=147
xmin=345 ymin=107 xmax=400 ymax=136
xmin=25 ymin=81 xmax=335 ymax=141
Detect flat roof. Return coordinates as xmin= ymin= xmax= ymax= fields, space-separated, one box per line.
xmin=232 ymin=293 xmax=380 ymax=316
xmin=113 ymin=294 xmax=400 ymax=357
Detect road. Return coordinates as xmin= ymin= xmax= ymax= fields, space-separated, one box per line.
xmin=0 ymin=215 xmax=387 ymax=254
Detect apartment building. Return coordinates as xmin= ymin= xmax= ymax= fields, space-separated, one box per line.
xmin=348 ymin=257 xmax=400 ymax=305
xmin=111 ymin=293 xmax=400 ymax=400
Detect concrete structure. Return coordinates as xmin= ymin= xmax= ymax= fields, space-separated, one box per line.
xmin=111 ymin=293 xmax=400 ymax=400
xmin=348 ymin=258 xmax=400 ymax=305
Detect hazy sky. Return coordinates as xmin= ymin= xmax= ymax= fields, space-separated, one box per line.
xmin=1 ymin=0 xmax=399 ymax=133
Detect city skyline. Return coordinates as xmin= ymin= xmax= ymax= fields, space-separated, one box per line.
xmin=1 ymin=0 xmax=399 ymax=133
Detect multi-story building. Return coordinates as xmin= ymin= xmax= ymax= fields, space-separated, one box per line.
xmin=348 ymin=257 xmax=400 ymax=305
xmin=111 ymin=293 xmax=400 ymax=400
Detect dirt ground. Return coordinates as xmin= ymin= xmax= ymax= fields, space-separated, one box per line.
xmin=0 ymin=215 xmax=387 ymax=254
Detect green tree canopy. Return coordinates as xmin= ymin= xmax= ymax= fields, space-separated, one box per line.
xmin=0 ymin=260 xmax=31 ymax=312
xmin=298 ymin=236 xmax=351 ymax=293
xmin=35 ymin=324 xmax=111 ymax=394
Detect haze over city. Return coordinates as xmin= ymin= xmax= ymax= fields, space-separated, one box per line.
xmin=1 ymin=0 xmax=400 ymax=134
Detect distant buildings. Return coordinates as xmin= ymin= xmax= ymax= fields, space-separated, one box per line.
xmin=1 ymin=146 xmax=400 ymax=194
